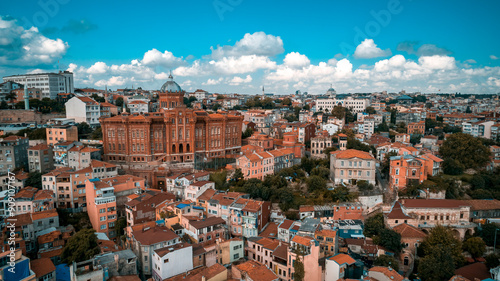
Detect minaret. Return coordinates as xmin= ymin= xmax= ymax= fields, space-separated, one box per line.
xmin=262 ymin=86 xmax=265 ymax=98
xmin=24 ymin=86 xmax=29 ymax=110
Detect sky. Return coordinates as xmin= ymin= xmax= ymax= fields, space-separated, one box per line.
xmin=1 ymin=0 xmax=500 ymax=95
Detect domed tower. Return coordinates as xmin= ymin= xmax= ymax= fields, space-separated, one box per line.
xmin=326 ymin=84 xmax=336 ymax=97
xmin=158 ymin=74 xmax=185 ymax=109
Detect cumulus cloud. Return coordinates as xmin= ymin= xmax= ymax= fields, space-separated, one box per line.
xmin=418 ymin=55 xmax=456 ymax=70
xmin=283 ymin=52 xmax=310 ymax=68
xmin=202 ymin=77 xmax=223 ymax=85
xmin=0 ymin=16 xmax=68 ymax=66
xmin=397 ymin=41 xmax=451 ymax=56
xmin=229 ymin=75 xmax=252 ymax=85
xmin=141 ymin=48 xmax=185 ymax=68
xmin=491 ymin=55 xmax=499 ymax=60
xmin=354 ymin=39 xmax=392 ymax=59
xmin=209 ymin=55 xmax=277 ymax=75
xmin=210 ymin=32 xmax=284 ymax=59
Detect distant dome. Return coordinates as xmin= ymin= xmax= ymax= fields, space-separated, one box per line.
xmin=160 ymin=74 xmax=182 ymax=92
xmin=326 ymin=85 xmax=336 ymax=95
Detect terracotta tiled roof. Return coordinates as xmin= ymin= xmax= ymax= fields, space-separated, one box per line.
xmin=369 ymin=266 xmax=404 ymax=281
xmin=234 ymin=260 xmax=278 ymax=281
xmin=392 ymin=223 xmax=426 ymax=239
xmin=463 ymin=199 xmax=500 ymax=211
xmin=400 ymin=199 xmax=470 ymax=209
xmin=279 ymin=219 xmax=294 ymax=230
xmin=29 ymin=143 xmax=50 ymax=150
xmin=132 ymin=225 xmax=179 ymax=245
xmin=30 ymin=258 xmax=56 ymax=278
xmin=315 ymin=229 xmax=337 ymax=238
xmin=330 ymin=149 xmax=374 ymax=160
xmin=454 ymin=263 xmax=490 ymax=281
xmin=189 ymin=217 xmax=225 ymax=229
xmin=31 ymin=209 xmax=58 ymax=221
xmin=299 ymin=205 xmax=314 ymax=212
xmin=259 ymin=222 xmax=278 ymax=239
xmin=328 ymin=253 xmax=356 ymax=265
xmin=386 ymin=201 xmax=412 ymax=220
xmin=292 ymin=235 xmax=313 ymax=246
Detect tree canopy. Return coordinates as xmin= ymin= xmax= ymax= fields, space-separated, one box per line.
xmin=61 ymin=228 xmax=100 ymax=264
xmin=439 ymin=133 xmax=491 ymax=170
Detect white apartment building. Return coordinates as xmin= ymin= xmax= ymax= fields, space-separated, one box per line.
xmin=128 ymin=100 xmax=149 ymax=114
xmin=3 ymin=71 xmax=74 ymax=99
xmin=357 ymin=117 xmax=375 ymax=138
xmin=462 ymin=121 xmax=496 ymax=139
xmin=316 ymin=97 xmax=370 ymax=113
xmin=65 ymin=96 xmax=101 ymax=126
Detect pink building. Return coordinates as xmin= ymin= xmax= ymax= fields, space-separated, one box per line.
xmin=236 ymin=151 xmax=274 ymax=180
xmin=85 ymin=178 xmax=118 ymax=239
xmin=287 ymin=235 xmax=321 ymax=281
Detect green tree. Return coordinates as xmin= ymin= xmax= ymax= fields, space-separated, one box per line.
xmin=242 ymin=127 xmax=254 ymax=139
xmin=115 ymin=217 xmax=127 ymax=237
xmin=292 ymin=247 xmax=306 ymax=281
xmin=26 ymin=172 xmax=42 ymax=188
xmin=474 ymin=222 xmax=499 ymax=246
xmin=310 ymin=167 xmax=330 ymax=178
xmin=282 ymin=98 xmax=292 ymax=106
xmin=306 ymin=175 xmax=327 ymax=193
xmin=463 ymin=237 xmax=486 ymax=258
xmin=442 ymin=158 xmax=464 ymax=175
xmin=90 ymin=127 xmax=102 ymax=140
xmin=439 ymin=133 xmax=491 ymax=170
xmin=418 ymin=245 xmax=456 ymax=281
xmin=374 ymin=228 xmax=403 ymax=253
xmin=115 ymin=97 xmax=124 ymax=107
xmin=0 ymin=100 xmax=8 ymax=109
xmin=61 ymin=228 xmax=100 ymax=264
xmin=420 ymin=225 xmax=464 ymax=267
xmin=364 ymin=213 xmax=385 ymax=238
xmin=374 ymin=255 xmax=399 ymax=271
xmin=90 ymin=94 xmax=105 ymax=102
xmin=330 ymin=185 xmax=355 ymax=202
xmin=300 ymin=157 xmax=316 ymax=174
xmin=485 ymin=253 xmax=500 ymax=269
xmin=365 ymin=106 xmax=376 ymax=114
xmin=231 ymin=168 xmax=244 ymax=182
xmin=357 ymin=180 xmax=374 ymax=191
xmin=209 ymin=170 xmax=228 ymax=190
xmin=77 ymin=122 xmax=93 ymax=139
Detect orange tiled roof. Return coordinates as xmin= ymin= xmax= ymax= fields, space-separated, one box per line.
xmin=328 ymin=253 xmax=356 ymax=265
xmin=292 ymin=235 xmax=313 ymax=246
xmin=331 ymin=149 xmax=374 ymax=160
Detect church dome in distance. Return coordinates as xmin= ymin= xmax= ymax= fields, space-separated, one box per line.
xmin=326 ymin=85 xmax=336 ymax=95
xmin=160 ymin=74 xmax=182 ymax=92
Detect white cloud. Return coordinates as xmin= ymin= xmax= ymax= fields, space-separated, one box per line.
xmin=209 ymin=55 xmax=277 ymax=75
xmin=210 ymin=32 xmax=284 ymax=59
xmin=95 ymin=76 xmax=127 ymax=87
xmin=87 ymin=61 xmax=109 ymax=74
xmin=0 ymin=16 xmax=69 ymax=66
xmin=354 ymin=39 xmax=391 ymax=59
xmin=491 ymin=55 xmax=499 ymax=60
xmin=141 ymin=48 xmax=185 ymax=67
xmin=283 ymin=52 xmax=310 ymax=68
xmin=418 ymin=55 xmax=456 ymax=70
xmin=229 ymin=75 xmax=252 ymax=85
xmin=464 ymin=59 xmax=477 ymax=64
xmin=202 ymin=77 xmax=223 ymax=85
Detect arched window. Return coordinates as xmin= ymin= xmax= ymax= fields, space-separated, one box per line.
xmin=172 ymin=144 xmax=176 ymax=153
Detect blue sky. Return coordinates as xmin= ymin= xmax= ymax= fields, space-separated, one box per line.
xmin=1 ymin=0 xmax=499 ymax=94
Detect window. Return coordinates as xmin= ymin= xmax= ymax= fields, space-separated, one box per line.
xmin=164 ymin=258 xmax=169 ymax=263
xmin=233 ymin=253 xmax=240 ymax=260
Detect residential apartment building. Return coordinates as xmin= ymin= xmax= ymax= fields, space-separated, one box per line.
xmin=407 ymin=121 xmax=425 ymax=135
xmin=46 ymin=125 xmax=78 ymax=146
xmin=311 ymin=130 xmax=333 ymax=159
xmin=125 ymin=190 xmax=175 ymax=226
xmin=128 ymin=225 xmax=181 ymax=276
xmin=462 ymin=121 xmax=496 ymax=139
xmin=65 ymin=96 xmax=101 ymax=126
xmin=288 ymin=235 xmax=322 ymax=281
xmin=152 ymin=243 xmax=193 ymax=281
xmin=67 ymin=144 xmax=101 ymax=170
xmin=389 ymin=154 xmax=443 ymax=190
xmin=13 ymin=186 xmax=55 ymax=215
xmin=330 ymin=149 xmax=376 ymax=185
xmin=229 ymin=198 xmax=271 ymax=238
xmin=28 ymin=144 xmax=54 ymax=173
xmin=85 ymin=178 xmax=118 ymax=239
xmin=3 ymin=71 xmax=74 ymax=99
xmin=0 ymin=136 xmax=29 ymax=174
xmin=181 ymin=216 xmax=226 ymax=243
xmin=128 ymin=100 xmax=149 ymax=114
